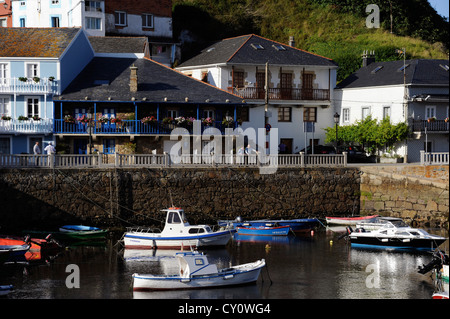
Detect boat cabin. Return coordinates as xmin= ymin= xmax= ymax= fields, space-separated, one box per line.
xmin=161 ymin=208 xmax=213 ymax=234
xmin=176 ymin=252 xmax=218 ymax=278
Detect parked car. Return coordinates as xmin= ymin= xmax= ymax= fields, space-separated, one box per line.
xmin=299 ymin=145 xmax=336 ymax=154
xmin=337 ymin=145 xmax=371 ymax=163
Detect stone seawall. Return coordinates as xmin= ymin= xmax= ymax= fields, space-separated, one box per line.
xmin=360 ymin=165 xmax=449 ymax=228
xmin=0 ymin=167 xmax=360 ymax=232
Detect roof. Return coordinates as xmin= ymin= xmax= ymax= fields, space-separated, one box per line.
xmin=336 ymin=59 xmax=449 ymax=89
xmin=55 ymin=57 xmax=245 ymax=104
xmin=0 ymin=28 xmax=80 ymax=58
xmin=177 ymin=34 xmax=337 ymax=68
xmin=88 ymin=36 xmax=148 ymax=54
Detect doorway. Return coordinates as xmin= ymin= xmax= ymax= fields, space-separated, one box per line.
xmin=279 ymin=138 xmax=293 ymax=154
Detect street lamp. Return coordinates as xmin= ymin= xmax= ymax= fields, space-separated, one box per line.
xmin=334 ymin=112 xmax=340 ymax=152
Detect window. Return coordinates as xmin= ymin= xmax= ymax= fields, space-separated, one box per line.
xmin=425 ymin=105 xmax=436 ymax=119
xmin=250 ymin=43 xmax=264 ymax=50
xmin=167 ymin=110 xmax=178 ymax=119
xmin=20 ymin=18 xmax=26 ymax=27
xmin=0 ymin=97 xmax=10 ymax=115
xmin=51 ymin=16 xmax=60 ymax=27
xmin=272 ymin=44 xmax=286 ymax=51
xmin=85 ymin=17 xmax=101 ymax=30
xmin=26 ymin=63 xmax=38 ymax=78
xmin=20 ymin=2 xmax=26 ymax=7
xmin=0 ymin=138 xmax=11 ymax=155
xmin=114 ymin=11 xmax=127 ymax=26
xmin=239 ymin=106 xmax=249 ymax=122
xmin=203 ymin=110 xmax=214 ymax=119
xmin=142 ymin=14 xmax=153 ymax=28
xmin=383 ymin=106 xmax=391 ymax=119
xmin=303 ymin=107 xmax=317 ymax=122
xmin=362 ymin=106 xmax=370 ymax=119
xmin=51 ymin=0 xmax=60 ymax=4
xmin=103 ymin=138 xmax=115 ymax=154
xmin=85 ymin=1 xmax=102 ymax=12
xmin=343 ymin=108 xmax=350 ymax=123
xmin=27 ymin=97 xmax=39 ymax=118
xmin=278 ymin=107 xmax=291 ymax=122
xmin=168 ymin=212 xmax=181 ymax=224
xmin=0 ymin=18 xmax=7 ymax=28
xmin=0 ymin=63 xmax=8 ymax=85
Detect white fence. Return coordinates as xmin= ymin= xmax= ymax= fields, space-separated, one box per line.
xmin=420 ymin=151 xmax=449 ymax=165
xmin=0 ymin=152 xmax=347 ymax=169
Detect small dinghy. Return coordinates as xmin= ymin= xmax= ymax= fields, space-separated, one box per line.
xmin=219 ymin=217 xmax=318 ymax=234
xmin=0 ymin=285 xmax=13 ymax=297
xmin=132 ymin=251 xmax=265 ymax=291
xmin=325 ymin=215 xmax=378 ymax=226
xmin=236 ymin=224 xmax=291 ymax=236
xmin=124 ymin=207 xmax=233 ymax=249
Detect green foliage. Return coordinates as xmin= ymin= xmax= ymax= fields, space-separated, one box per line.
xmin=172 ymin=0 xmax=448 ymax=82
xmin=324 ymin=116 xmax=409 ymax=154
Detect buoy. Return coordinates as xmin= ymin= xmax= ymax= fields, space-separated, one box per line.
xmin=310 ymin=230 xmax=314 ymax=236
xmin=329 ymin=240 xmax=333 ymax=245
xmin=265 ymin=244 xmax=271 ymax=251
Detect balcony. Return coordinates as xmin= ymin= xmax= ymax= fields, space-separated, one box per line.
xmin=54 ymin=120 xmax=240 ymax=135
xmin=0 ymin=119 xmax=53 ymax=134
xmin=0 ymin=78 xmax=58 ymax=95
xmin=227 ymin=87 xmax=330 ymax=101
xmin=409 ymin=119 xmax=449 ymax=133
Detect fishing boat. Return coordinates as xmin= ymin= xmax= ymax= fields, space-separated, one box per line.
xmin=236 ymin=224 xmax=291 ymax=236
xmin=0 ymin=235 xmax=61 ymax=261
xmin=325 ymin=215 xmax=378 ymax=226
xmin=355 ymin=216 xmax=406 ymax=231
xmin=132 ymin=251 xmax=265 ymax=291
xmin=346 ymin=219 xmax=447 ymax=251
xmin=219 ymin=217 xmax=319 ymax=234
xmin=123 ymin=207 xmax=233 ymax=249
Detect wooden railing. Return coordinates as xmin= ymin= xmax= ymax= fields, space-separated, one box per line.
xmin=0 ymin=152 xmax=347 ymax=169
xmin=227 ymin=87 xmax=330 ymax=101
xmin=410 ymin=119 xmax=449 ymax=132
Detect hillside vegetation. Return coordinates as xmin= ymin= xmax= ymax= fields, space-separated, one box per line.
xmin=173 ymin=0 xmax=449 ymax=81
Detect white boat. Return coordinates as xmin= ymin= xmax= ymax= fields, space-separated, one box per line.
xmin=348 ymin=219 xmax=447 ymax=251
xmin=132 ymin=251 xmax=265 ymax=291
xmin=123 ymin=207 xmax=234 ymax=249
xmin=325 ymin=215 xmax=378 ymax=226
xmin=356 ymin=216 xmax=407 ymax=231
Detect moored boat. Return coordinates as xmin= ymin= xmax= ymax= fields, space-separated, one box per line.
xmin=347 ymin=219 xmax=447 ymax=251
xmin=236 ymin=224 xmax=291 ymax=236
xmin=219 ymin=217 xmax=318 ymax=234
xmin=0 ymin=235 xmax=61 ymax=261
xmin=24 ymin=226 xmax=108 ymax=242
xmin=0 ymin=244 xmax=30 ymax=263
xmin=0 ymin=285 xmax=13 ymax=297
xmin=325 ymin=215 xmax=378 ymax=226
xmin=132 ymin=251 xmax=265 ymax=291
xmin=123 ymin=207 xmax=233 ymax=249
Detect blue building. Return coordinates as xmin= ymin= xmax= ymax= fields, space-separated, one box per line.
xmin=0 ymin=27 xmax=94 ymax=154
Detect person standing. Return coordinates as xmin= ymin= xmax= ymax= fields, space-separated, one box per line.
xmin=33 ymin=141 xmax=41 ymax=154
xmin=44 ymin=142 xmax=56 ymax=154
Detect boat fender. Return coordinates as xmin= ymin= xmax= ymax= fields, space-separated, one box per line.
xmin=23 ymin=235 xmax=31 ymax=243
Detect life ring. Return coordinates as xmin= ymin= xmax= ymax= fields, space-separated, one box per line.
xmin=265 ymin=123 xmax=272 ymax=132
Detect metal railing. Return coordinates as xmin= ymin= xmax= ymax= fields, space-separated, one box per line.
xmin=0 ymin=152 xmax=347 ymax=169
xmin=410 ymin=119 xmax=449 ymax=132
xmin=420 ymin=151 xmax=449 ymax=165
xmin=0 ymin=77 xmax=58 ymax=94
xmin=0 ymin=118 xmax=53 ymax=134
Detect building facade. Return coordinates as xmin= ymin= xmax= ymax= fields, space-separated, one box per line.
xmin=176 ymin=34 xmax=338 ymax=154
xmin=0 ymin=27 xmax=94 ymax=154
xmin=0 ymin=0 xmax=12 ymax=27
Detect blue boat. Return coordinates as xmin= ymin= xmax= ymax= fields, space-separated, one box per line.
xmin=236 ymin=225 xmax=291 ymax=236
xmin=219 ymin=218 xmax=319 ymax=234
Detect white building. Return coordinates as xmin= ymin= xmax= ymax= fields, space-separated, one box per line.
xmin=176 ymin=34 xmax=338 ymax=154
xmin=334 ymin=53 xmax=449 ymax=162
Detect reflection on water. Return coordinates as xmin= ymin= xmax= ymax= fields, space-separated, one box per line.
xmin=1 ymin=228 xmax=447 ymax=299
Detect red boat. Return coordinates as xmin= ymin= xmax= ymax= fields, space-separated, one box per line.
xmin=0 ymin=235 xmax=61 ymax=261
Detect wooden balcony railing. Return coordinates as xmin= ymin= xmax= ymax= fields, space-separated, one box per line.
xmin=228 ymin=87 xmax=330 ymax=101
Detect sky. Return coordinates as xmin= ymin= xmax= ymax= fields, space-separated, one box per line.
xmin=428 ymin=0 xmax=449 ymax=19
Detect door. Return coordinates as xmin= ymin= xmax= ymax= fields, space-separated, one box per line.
xmin=256 ymin=72 xmax=265 ymax=99
xmin=280 ymin=73 xmax=292 ymax=100
xmin=302 ymin=73 xmax=313 ymax=100
xmin=74 ymin=139 xmax=88 ymax=154
xmin=279 ymin=138 xmax=293 ymax=154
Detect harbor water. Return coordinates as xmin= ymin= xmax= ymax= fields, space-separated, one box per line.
xmin=1 ymin=227 xmax=448 ymax=300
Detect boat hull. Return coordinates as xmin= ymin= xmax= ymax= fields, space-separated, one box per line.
xmin=326 ymin=215 xmax=378 ymax=226
xmin=124 ymin=230 xmax=232 ymax=249
xmin=349 ymin=235 xmax=446 ymax=251
xmin=132 ymin=260 xmax=265 ymax=291
xmin=219 ymin=218 xmax=318 ymax=234
xmin=236 ymin=226 xmax=290 ymax=236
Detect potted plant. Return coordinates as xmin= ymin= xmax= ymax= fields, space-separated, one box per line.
xmin=162 ymin=117 xmax=174 ymax=125
xmin=18 ymin=77 xmax=28 ymax=82
xmin=427 ymin=117 xmax=436 ymax=123
xmin=111 ymin=117 xmax=122 ymax=124
xmin=32 ymin=77 xmax=40 ymax=83
xmin=202 ymin=117 xmax=214 ymax=126
xmin=64 ymin=115 xmax=75 ymax=123
xmin=76 ymin=114 xmax=91 ymax=124
xmin=1 ymin=115 xmax=12 ymax=121
xmin=98 ymin=115 xmax=109 ymax=124
xmin=48 ymin=76 xmax=55 ymax=82
xmin=445 ymin=117 xmax=449 ymax=123
xmin=141 ymin=116 xmax=157 ymax=124
xmin=32 ymin=115 xmax=41 ymax=121
xmin=222 ymin=117 xmax=234 ymax=127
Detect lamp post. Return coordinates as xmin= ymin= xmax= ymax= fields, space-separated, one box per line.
xmin=334 ymin=112 xmax=340 ymax=152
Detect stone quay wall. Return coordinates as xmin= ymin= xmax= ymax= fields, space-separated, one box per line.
xmin=359 ymin=165 xmax=449 ymax=228
xmin=0 ymin=167 xmax=360 ymax=232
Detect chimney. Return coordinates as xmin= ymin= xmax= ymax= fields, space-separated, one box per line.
xmin=362 ymin=50 xmax=375 ymax=67
xmin=289 ymin=36 xmax=295 ymax=47
xmin=130 ymin=64 xmax=138 ymax=92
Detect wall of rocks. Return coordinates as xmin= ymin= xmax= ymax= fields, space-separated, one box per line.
xmin=359 ymin=165 xmax=449 ymax=228
xmin=0 ymin=167 xmax=360 ymax=232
